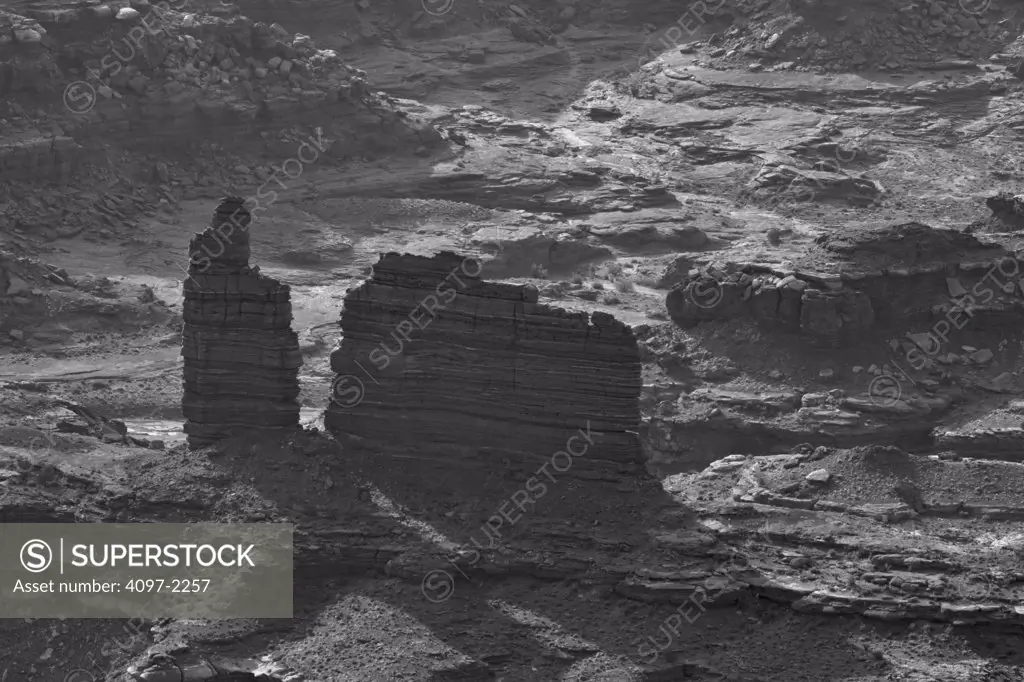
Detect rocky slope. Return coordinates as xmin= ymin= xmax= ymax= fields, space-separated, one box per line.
xmin=2 ymin=417 xmax=1022 ymax=681
xmin=633 ymin=0 xmax=1024 ymax=73
xmin=0 ymin=0 xmax=441 ymax=256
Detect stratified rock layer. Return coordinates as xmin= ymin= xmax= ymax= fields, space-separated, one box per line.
xmin=0 ymin=133 xmax=79 ymax=184
xmin=181 ymin=197 xmax=300 ymax=447
xmin=666 ymin=223 xmax=1024 ymax=346
xmin=325 ymin=252 xmax=642 ymax=479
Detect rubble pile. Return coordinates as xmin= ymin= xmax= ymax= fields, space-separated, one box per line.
xmin=11 ymin=1 xmax=348 ymax=98
xmin=325 ymin=251 xmax=643 ymax=479
xmin=2 ymin=2 xmax=439 ymax=150
xmin=0 ymin=251 xmax=66 ymax=299
xmin=0 ymin=9 xmax=47 ymax=50
xmin=180 ymin=197 xmax=300 ymax=447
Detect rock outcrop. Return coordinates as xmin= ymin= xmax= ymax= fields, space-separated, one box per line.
xmin=666 ymin=262 xmax=876 ymax=345
xmin=934 ymin=425 xmax=1024 ymax=462
xmin=666 ymin=223 xmax=1024 ymax=346
xmin=325 ymin=251 xmax=642 ymax=479
xmin=985 ymin=191 xmax=1024 ymax=229
xmin=0 ymin=133 xmax=80 ymax=184
xmin=747 ymin=159 xmax=885 ymax=207
xmin=180 ymin=197 xmax=300 ymax=447
xmin=0 ymin=251 xmax=80 ymax=344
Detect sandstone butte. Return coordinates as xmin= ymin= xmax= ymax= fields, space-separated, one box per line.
xmin=324 ymin=251 xmax=643 ymax=479
xmin=180 ymin=197 xmax=301 ymax=447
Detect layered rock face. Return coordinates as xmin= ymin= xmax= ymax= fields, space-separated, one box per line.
xmin=181 ymin=197 xmax=300 ymax=447
xmin=0 ymin=134 xmax=80 ymax=184
xmin=666 ymin=262 xmax=876 ymax=345
xmin=325 ymin=252 xmax=642 ymax=479
xmin=666 ymin=223 xmax=1024 ymax=346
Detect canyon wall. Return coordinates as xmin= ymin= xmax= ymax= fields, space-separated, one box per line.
xmin=324 ymin=252 xmax=643 ymax=480
xmin=180 ymin=197 xmax=300 ymax=447
xmin=667 ymin=250 xmax=1024 ymax=346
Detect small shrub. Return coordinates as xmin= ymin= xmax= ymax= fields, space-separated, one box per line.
xmin=601 ymin=293 xmax=622 ymax=305
xmin=531 ymin=263 xmax=549 ymax=279
xmin=591 ymin=281 xmax=604 ymax=290
xmin=571 ymin=272 xmax=584 ymax=285
xmin=614 ymin=279 xmax=635 ymax=294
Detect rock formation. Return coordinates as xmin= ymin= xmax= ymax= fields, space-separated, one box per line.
xmin=0 ymin=134 xmax=79 ymax=184
xmin=666 ymin=223 xmax=1024 ymax=345
xmin=665 ymin=262 xmax=876 ymax=345
xmin=181 ymin=197 xmax=300 ymax=447
xmin=325 ymin=252 xmax=642 ymax=479
xmin=985 ymin=191 xmax=1024 ymax=229
xmin=747 ymin=160 xmax=885 ymax=207
xmin=3 ymin=3 xmax=439 ymax=153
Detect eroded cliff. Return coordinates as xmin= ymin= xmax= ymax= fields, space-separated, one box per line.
xmin=666 ymin=222 xmax=1024 ymax=346
xmin=325 ymin=251 xmax=643 ymax=480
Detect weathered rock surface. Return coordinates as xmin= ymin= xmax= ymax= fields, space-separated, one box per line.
xmin=0 ymin=133 xmax=79 ymax=183
xmin=3 ymin=2 xmax=440 ymax=157
xmin=665 ymin=223 xmax=1024 ymax=345
xmin=665 ymin=262 xmax=875 ymax=345
xmin=325 ymin=251 xmax=643 ymax=479
xmin=449 ymin=223 xmax=613 ymax=279
xmin=934 ymin=426 xmax=1024 ymax=462
xmin=748 ymin=159 xmax=885 ymax=207
xmin=671 ymin=446 xmax=1024 ymax=624
xmin=815 ymin=221 xmax=1006 ymax=266
xmin=340 ymin=152 xmax=677 ymax=216
xmin=673 ymin=0 xmax=1017 ymax=72
xmin=180 ymin=197 xmax=300 ymax=447
xmin=984 ymin=191 xmax=1024 ymax=229
xmin=580 ymin=208 xmax=710 ymax=253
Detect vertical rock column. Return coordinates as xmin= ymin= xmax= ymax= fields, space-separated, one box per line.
xmin=181 ymin=197 xmax=301 ymax=448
